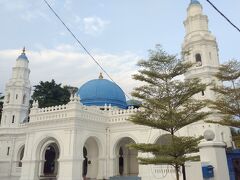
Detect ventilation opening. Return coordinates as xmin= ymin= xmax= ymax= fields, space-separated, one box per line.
xmin=7 ymin=147 xmax=10 ymax=156
xmin=22 ymin=94 xmax=26 ymax=104
xmin=12 ymin=115 xmax=15 ymax=123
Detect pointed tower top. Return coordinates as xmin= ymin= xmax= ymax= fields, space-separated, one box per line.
xmin=99 ymin=72 xmax=103 ymax=79
xmin=190 ymin=0 xmax=201 ymax=5
xmin=22 ymin=46 xmax=26 ymax=54
xmin=17 ymin=47 xmax=28 ymax=61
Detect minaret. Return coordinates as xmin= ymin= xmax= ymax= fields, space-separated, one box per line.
xmin=182 ymin=0 xmax=220 ymax=101
xmin=1 ymin=48 xmax=31 ymax=127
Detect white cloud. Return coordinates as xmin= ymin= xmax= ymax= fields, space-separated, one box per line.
xmin=0 ymin=46 xmax=141 ymax=99
xmin=63 ymin=0 xmax=72 ymax=10
xmin=0 ymin=0 xmax=51 ymax=22
xmin=83 ymin=16 xmax=110 ymax=35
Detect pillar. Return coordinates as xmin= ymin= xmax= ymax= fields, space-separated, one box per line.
xmin=199 ymin=130 xmax=230 ymax=180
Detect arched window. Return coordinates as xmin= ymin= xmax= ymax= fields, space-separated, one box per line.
xmin=6 ymin=93 xmax=10 ymax=103
xmin=195 ymin=53 xmax=202 ymax=66
xmin=12 ymin=115 xmax=15 ymax=123
xmin=17 ymin=146 xmax=25 ymax=167
xmin=22 ymin=94 xmax=26 ymax=104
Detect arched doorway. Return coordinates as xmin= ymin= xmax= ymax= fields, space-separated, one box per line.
xmin=40 ymin=142 xmax=60 ymax=179
xmin=151 ymin=134 xmax=177 ymax=179
xmin=115 ymin=137 xmax=139 ymax=176
xmin=82 ymin=146 xmax=88 ymax=178
xmin=17 ymin=145 xmax=25 ymax=167
xmin=82 ymin=137 xmax=100 ymax=179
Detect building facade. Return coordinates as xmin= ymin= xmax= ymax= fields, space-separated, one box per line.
xmin=0 ymin=1 xmax=232 ymax=180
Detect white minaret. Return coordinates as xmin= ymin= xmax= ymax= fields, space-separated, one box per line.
xmin=182 ymin=0 xmax=220 ymax=101
xmin=1 ymin=48 xmax=31 ymax=127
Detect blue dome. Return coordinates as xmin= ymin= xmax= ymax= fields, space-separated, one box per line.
xmin=78 ymin=78 xmax=127 ymax=109
xmin=17 ymin=48 xmax=28 ymax=61
xmin=190 ymin=0 xmax=200 ymax=5
xmin=17 ymin=53 xmax=28 ymax=61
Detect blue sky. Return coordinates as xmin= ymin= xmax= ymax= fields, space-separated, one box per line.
xmin=0 ymin=0 xmax=239 ymax=98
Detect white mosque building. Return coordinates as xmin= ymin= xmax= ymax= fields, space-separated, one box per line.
xmin=0 ymin=1 xmax=233 ymax=180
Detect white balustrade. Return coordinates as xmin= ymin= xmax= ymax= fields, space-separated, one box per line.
xmin=29 ymin=102 xmax=139 ymax=124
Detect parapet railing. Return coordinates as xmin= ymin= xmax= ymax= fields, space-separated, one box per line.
xmin=29 ymin=97 xmax=140 ymax=124
xmin=29 ymin=98 xmax=107 ymax=123
xmin=108 ymin=107 xmax=139 ymax=123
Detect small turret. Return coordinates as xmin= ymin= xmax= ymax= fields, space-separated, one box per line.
xmin=190 ymin=0 xmax=200 ymax=5
xmin=182 ymin=0 xmax=221 ymax=110
xmin=1 ymin=48 xmax=31 ymax=127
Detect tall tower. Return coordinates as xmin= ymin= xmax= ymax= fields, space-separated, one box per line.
xmin=182 ymin=0 xmax=220 ymax=101
xmin=1 ymin=48 xmax=31 ymax=127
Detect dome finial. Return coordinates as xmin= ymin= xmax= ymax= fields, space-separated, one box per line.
xmin=99 ymin=72 xmax=103 ymax=79
xmin=17 ymin=46 xmax=28 ymax=61
xmin=22 ymin=46 xmax=26 ymax=54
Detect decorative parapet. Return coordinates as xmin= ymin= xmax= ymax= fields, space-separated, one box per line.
xmin=29 ymin=95 xmax=107 ymax=123
xmin=29 ymin=104 xmax=69 ymax=122
xmin=108 ymin=106 xmax=139 ymax=123
xmin=29 ymin=95 xmax=140 ymax=124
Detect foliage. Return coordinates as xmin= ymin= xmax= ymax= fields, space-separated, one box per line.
xmin=32 ymin=79 xmax=77 ymax=108
xmin=130 ymin=136 xmax=201 ymax=164
xmin=128 ymin=46 xmax=209 ymax=180
xmin=64 ymin=85 xmax=78 ymax=95
xmin=207 ymin=60 xmax=240 ymax=127
xmin=230 ymin=128 xmax=240 ymax=148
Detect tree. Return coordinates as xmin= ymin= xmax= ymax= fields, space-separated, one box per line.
xmin=128 ymin=46 xmax=209 ymax=180
xmin=207 ymin=60 xmax=240 ymax=127
xmin=230 ymin=128 xmax=240 ymax=148
xmin=63 ymin=85 xmax=78 ymax=95
xmin=32 ymin=80 xmax=76 ymax=108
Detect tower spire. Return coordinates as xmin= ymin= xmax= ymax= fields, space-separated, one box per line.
xmin=182 ymin=0 xmax=220 ymax=103
xmin=22 ymin=46 xmax=26 ymax=54
xmin=1 ymin=48 xmax=31 ymax=127
xmin=190 ymin=0 xmax=200 ymax=5
xmin=99 ymin=72 xmax=103 ymax=79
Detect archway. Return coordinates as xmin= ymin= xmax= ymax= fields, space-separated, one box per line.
xmin=17 ymin=145 xmax=25 ymax=167
xmin=40 ymin=142 xmax=60 ymax=179
xmin=151 ymin=134 xmax=178 ymax=178
xmin=82 ymin=137 xmax=100 ymax=179
xmin=115 ymin=137 xmax=139 ymax=176
xmin=82 ymin=146 xmax=88 ymax=178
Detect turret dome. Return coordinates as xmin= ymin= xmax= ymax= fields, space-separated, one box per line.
xmin=190 ymin=0 xmax=200 ymax=5
xmin=78 ymin=74 xmax=127 ymax=109
xmin=17 ymin=47 xmax=28 ymax=61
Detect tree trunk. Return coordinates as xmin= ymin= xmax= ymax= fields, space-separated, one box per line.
xmin=175 ymin=166 xmax=180 ymax=180
xmin=182 ymin=164 xmax=186 ymax=180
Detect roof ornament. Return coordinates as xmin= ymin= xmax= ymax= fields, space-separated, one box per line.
xmin=17 ymin=46 xmax=29 ymax=61
xmin=99 ymin=72 xmax=103 ymax=79
xmin=22 ymin=46 xmax=26 ymax=54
